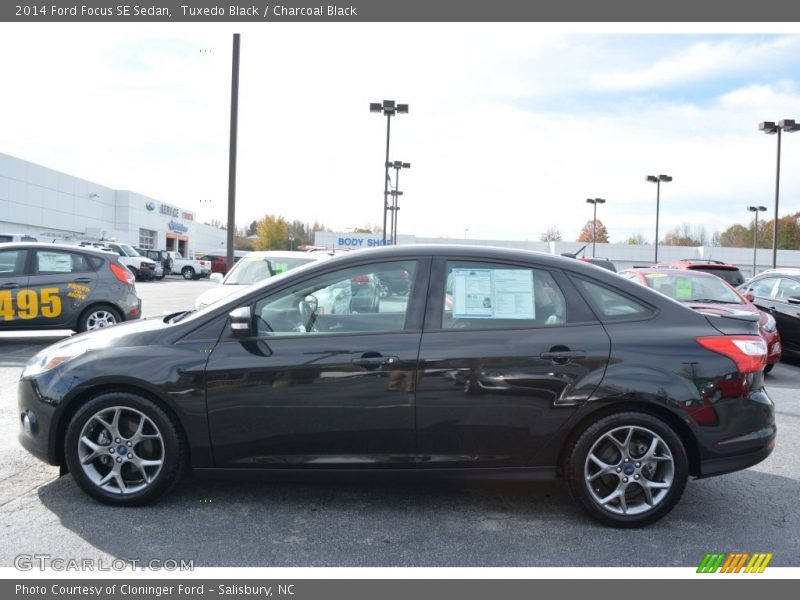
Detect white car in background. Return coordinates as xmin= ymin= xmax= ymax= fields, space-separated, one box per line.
xmin=194 ymin=251 xmax=331 ymax=310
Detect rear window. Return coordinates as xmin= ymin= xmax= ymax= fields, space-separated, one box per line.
xmin=690 ymin=266 xmax=744 ymax=286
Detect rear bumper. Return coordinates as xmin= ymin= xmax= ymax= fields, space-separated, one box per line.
xmin=697 ymin=429 xmax=776 ymax=478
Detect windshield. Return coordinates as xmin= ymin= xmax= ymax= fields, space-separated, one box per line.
xmin=118 ymin=244 xmax=140 ymax=257
xmin=644 ymin=273 xmax=743 ymax=304
xmin=224 ymin=256 xmax=314 ymax=285
xmin=690 ymin=266 xmax=744 ymax=286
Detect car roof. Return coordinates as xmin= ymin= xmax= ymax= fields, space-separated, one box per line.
xmin=655 ymin=259 xmax=739 ymax=270
xmin=240 ymin=251 xmax=329 ymax=260
xmin=0 ymin=241 xmax=115 ymax=258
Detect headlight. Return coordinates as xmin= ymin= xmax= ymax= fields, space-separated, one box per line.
xmin=762 ymin=314 xmax=777 ymax=333
xmin=22 ymin=346 xmax=87 ymax=379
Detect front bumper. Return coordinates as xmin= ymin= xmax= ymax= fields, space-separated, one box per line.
xmin=17 ymin=377 xmax=58 ymax=465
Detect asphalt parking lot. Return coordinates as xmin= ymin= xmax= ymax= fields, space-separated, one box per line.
xmin=0 ymin=278 xmax=798 ymax=567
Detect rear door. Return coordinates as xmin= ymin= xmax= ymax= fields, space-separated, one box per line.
xmin=28 ymin=249 xmax=100 ymax=328
xmin=415 ymin=258 xmax=611 ymax=468
xmin=0 ymin=248 xmax=30 ymax=328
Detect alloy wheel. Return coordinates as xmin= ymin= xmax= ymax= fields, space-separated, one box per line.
xmin=86 ymin=310 xmax=117 ymax=330
xmin=584 ymin=425 xmax=675 ymax=516
xmin=77 ymin=406 xmax=165 ymax=495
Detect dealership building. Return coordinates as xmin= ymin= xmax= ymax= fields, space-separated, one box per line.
xmin=0 ymin=152 xmax=226 ymax=255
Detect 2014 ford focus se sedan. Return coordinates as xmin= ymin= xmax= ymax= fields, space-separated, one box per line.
xmin=17 ymin=245 xmax=775 ymax=527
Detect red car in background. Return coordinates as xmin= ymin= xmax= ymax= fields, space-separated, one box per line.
xmin=197 ymin=254 xmax=230 ymax=275
xmin=653 ymin=258 xmax=745 ymax=287
xmin=619 ymin=268 xmax=782 ymax=373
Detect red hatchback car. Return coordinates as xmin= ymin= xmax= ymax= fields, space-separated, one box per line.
xmin=619 ymin=268 xmax=781 ymax=373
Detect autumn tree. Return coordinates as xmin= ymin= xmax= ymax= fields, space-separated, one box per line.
xmin=254 ymin=215 xmax=289 ymax=250
xmin=662 ymin=223 xmax=709 ymax=247
xmin=577 ymin=219 xmax=609 ymax=243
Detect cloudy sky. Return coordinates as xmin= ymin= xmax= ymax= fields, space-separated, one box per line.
xmin=1 ymin=23 xmax=800 ymax=242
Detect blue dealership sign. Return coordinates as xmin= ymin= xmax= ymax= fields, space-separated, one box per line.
xmin=168 ymin=220 xmax=189 ymax=234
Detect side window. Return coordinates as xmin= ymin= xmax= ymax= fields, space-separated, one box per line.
xmin=35 ymin=251 xmax=92 ymax=274
xmin=442 ymin=261 xmax=568 ymax=330
xmin=748 ymin=277 xmax=778 ymax=298
xmin=776 ymin=278 xmax=800 ymax=300
xmin=0 ymin=249 xmax=28 ymax=277
xmin=576 ymin=279 xmax=652 ymax=320
xmin=251 ymin=260 xmax=418 ymax=337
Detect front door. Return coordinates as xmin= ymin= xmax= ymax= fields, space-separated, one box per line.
xmin=0 ymin=248 xmax=30 ymax=328
xmin=415 ymin=259 xmax=611 ymax=468
xmin=205 ymin=258 xmax=430 ymax=467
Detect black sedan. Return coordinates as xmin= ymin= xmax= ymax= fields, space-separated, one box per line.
xmin=18 ymin=246 xmax=775 ymax=528
xmin=739 ymin=269 xmax=800 ymax=357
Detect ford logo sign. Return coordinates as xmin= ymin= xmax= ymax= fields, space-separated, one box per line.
xmin=145 ymin=202 xmax=156 ymax=211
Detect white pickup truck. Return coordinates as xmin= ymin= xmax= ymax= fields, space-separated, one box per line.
xmin=167 ymin=251 xmax=212 ymax=280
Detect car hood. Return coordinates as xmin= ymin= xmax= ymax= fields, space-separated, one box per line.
xmin=195 ymin=283 xmax=246 ymax=309
xmin=36 ymin=316 xmax=173 ymax=355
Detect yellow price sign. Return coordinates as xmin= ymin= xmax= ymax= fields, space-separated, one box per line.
xmin=0 ymin=287 xmax=63 ymax=321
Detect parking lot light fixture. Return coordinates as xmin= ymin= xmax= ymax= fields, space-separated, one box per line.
xmin=646 ymin=174 xmax=672 ymax=263
xmin=747 ymin=206 xmax=767 ymax=277
xmin=387 ymin=161 xmax=411 ymax=245
xmin=585 ymin=198 xmax=606 ymax=257
xmin=371 ymin=100 xmax=409 ymax=245
xmin=760 ymin=119 xmax=799 ymax=269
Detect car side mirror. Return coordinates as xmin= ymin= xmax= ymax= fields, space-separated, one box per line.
xmin=787 ymin=296 xmax=800 ymax=305
xmin=229 ymin=306 xmax=253 ymax=337
xmin=744 ymin=292 xmax=755 ymax=303
xmin=210 ymin=273 xmax=224 ymax=284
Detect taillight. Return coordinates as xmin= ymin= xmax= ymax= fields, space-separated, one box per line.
xmin=696 ymin=335 xmax=767 ymax=373
xmin=110 ymin=262 xmax=135 ymax=285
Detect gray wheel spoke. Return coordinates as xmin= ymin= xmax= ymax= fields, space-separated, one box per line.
xmin=587 ymin=454 xmax=617 ymax=481
xmin=79 ymin=436 xmax=107 ymax=465
xmin=639 ymin=481 xmax=655 ymax=506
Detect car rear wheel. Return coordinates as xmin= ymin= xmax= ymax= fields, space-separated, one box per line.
xmin=764 ymin=363 xmax=774 ymax=374
xmin=78 ymin=305 xmax=122 ymax=332
xmin=565 ymin=412 xmax=688 ymax=528
xmin=181 ymin=267 xmax=195 ymax=280
xmin=64 ymin=392 xmax=185 ymax=506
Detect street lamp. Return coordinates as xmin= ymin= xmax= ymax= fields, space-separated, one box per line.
xmin=747 ymin=206 xmax=767 ymax=277
xmin=387 ymin=161 xmax=410 ymax=245
xmin=370 ymin=100 xmax=409 ymax=245
xmin=288 ymin=235 xmax=295 ymax=251
xmin=646 ymin=174 xmax=672 ymax=263
xmin=387 ymin=190 xmax=403 ymax=245
xmin=464 ymin=228 xmax=469 ymax=239
xmin=585 ymin=198 xmax=606 ymax=257
xmin=759 ymin=119 xmax=799 ymax=269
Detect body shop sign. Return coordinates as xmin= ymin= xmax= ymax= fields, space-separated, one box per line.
xmin=337 ymin=237 xmax=392 ymax=247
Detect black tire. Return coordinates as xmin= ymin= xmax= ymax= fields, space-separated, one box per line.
xmin=77 ymin=305 xmax=122 ymax=333
xmin=181 ymin=267 xmax=195 ymax=280
xmin=764 ymin=363 xmax=774 ymax=374
xmin=565 ymin=411 xmax=688 ymax=528
xmin=64 ymin=391 xmax=185 ymax=506
xmin=129 ymin=267 xmax=139 ymax=281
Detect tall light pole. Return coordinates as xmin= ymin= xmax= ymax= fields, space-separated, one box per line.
xmin=747 ymin=205 xmax=767 ymax=278
xmin=226 ymin=33 xmax=241 ymax=272
xmin=759 ymin=119 xmax=799 ymax=269
xmin=585 ymin=198 xmax=606 ymax=257
xmin=646 ymin=174 xmax=672 ymax=263
xmin=387 ymin=161 xmax=410 ymax=245
xmin=370 ymin=100 xmax=408 ymax=245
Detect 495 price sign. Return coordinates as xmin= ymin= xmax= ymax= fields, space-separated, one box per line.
xmin=0 ymin=288 xmax=62 ymax=320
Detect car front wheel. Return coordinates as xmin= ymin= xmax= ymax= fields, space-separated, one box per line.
xmin=181 ymin=267 xmax=195 ymax=280
xmin=565 ymin=412 xmax=688 ymax=528
xmin=64 ymin=392 xmax=185 ymax=506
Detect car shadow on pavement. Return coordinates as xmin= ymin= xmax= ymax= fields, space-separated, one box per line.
xmin=32 ymin=468 xmax=799 ymax=568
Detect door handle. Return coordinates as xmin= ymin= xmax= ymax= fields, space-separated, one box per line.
xmin=352 ymin=355 xmax=399 ymax=369
xmin=0 ymin=282 xmax=20 ymax=289
xmin=73 ymin=278 xmax=93 ymax=284
xmin=540 ymin=350 xmax=587 ymax=363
